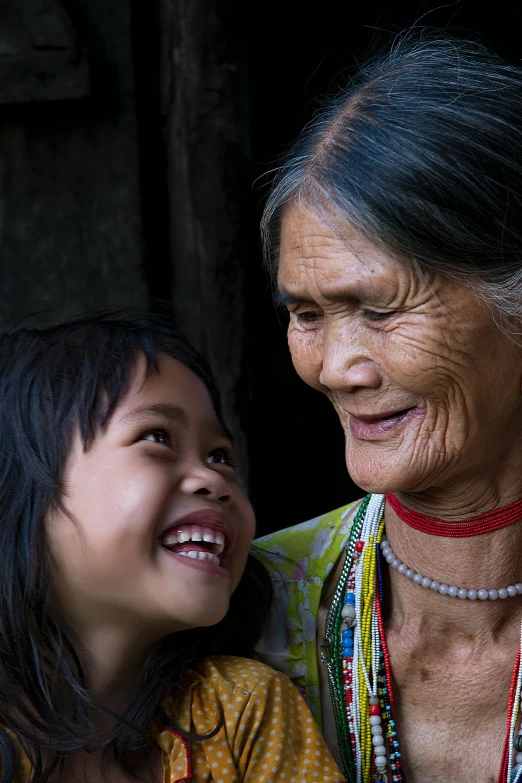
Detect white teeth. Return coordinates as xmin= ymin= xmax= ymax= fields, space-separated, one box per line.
xmin=162 ymin=528 xmax=227 ymax=549
xmin=177 ymin=550 xmax=220 ymax=566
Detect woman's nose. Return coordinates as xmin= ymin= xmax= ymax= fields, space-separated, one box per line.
xmin=180 ymin=464 xmax=232 ymax=503
xmin=318 ymin=321 xmax=381 ymax=392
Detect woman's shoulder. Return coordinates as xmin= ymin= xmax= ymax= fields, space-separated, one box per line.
xmin=252 ymin=499 xmax=363 ymax=580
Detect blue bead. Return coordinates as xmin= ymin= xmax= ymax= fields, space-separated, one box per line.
xmin=342 ymin=629 xmax=353 ymax=641
xmin=343 ymin=648 xmax=353 ymax=656
xmin=344 ymin=593 xmax=356 ymax=605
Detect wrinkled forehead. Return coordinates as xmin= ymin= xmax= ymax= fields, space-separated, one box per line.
xmin=277 ymin=201 xmax=419 ymax=301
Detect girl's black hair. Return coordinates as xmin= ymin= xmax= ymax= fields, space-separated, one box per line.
xmin=0 ymin=311 xmax=271 ymax=782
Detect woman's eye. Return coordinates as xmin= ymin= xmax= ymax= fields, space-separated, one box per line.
xmin=294 ymin=310 xmax=322 ymax=325
xmin=363 ymin=309 xmax=394 ymax=322
xmin=141 ymin=429 xmax=171 ymax=446
xmin=207 ymin=446 xmax=237 ymax=468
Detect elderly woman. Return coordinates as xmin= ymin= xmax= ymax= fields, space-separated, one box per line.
xmin=253 ymin=35 xmax=522 ymax=783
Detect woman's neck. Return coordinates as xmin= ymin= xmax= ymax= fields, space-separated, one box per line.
xmin=383 ymin=500 xmax=522 ymax=639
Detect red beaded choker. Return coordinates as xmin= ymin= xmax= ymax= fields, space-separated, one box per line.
xmin=386 ymin=493 xmax=522 ymax=537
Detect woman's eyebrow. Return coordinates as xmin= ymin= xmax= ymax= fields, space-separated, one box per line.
xmin=118 ymin=403 xmax=189 ymax=427
xmin=275 ymin=287 xmax=302 ymax=307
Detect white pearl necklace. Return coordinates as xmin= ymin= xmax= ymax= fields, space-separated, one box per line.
xmin=381 ymin=538 xmax=522 ymax=600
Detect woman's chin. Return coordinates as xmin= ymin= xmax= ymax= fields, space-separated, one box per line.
xmin=345 ymin=451 xmax=426 ymax=496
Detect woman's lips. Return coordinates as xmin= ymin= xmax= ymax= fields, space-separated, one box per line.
xmin=349 ymin=406 xmax=421 ymax=439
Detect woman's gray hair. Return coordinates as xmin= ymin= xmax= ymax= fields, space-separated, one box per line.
xmin=261 ymin=34 xmax=522 ymax=325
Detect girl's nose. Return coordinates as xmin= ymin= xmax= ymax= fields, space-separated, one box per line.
xmin=180 ymin=464 xmax=232 ymax=503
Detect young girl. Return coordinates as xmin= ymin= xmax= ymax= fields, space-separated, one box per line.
xmin=0 ymin=313 xmax=343 ymax=783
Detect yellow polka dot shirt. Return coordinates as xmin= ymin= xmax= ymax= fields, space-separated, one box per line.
xmin=13 ymin=655 xmax=345 ymax=782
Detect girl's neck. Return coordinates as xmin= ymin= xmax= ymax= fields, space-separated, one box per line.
xmin=65 ymin=623 xmax=157 ymax=715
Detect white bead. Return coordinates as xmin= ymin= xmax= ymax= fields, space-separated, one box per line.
xmin=516 ymin=584 xmax=522 ymax=594
xmin=412 ymin=572 xmax=423 ymax=584
xmin=508 ymin=585 xmax=518 ymax=597
xmin=372 ymin=734 xmax=385 ymax=747
xmin=448 ymin=586 xmax=458 ymax=597
xmin=369 ymin=695 xmax=379 ymax=705
xmin=370 ymin=715 xmax=382 ymax=726
xmin=380 ymin=539 xmax=389 ymax=550
xmin=392 ymin=558 xmax=402 ymax=569
xmin=478 ymin=589 xmax=489 ymax=600
xmin=498 ymin=588 xmax=508 ymax=599
xmin=457 ymin=588 xmax=468 ymax=599
xmin=430 ymin=580 xmax=441 ymax=591
xmin=341 ymin=604 xmax=356 ymax=620
xmin=405 ymin=568 xmax=415 ymax=579
xmin=421 ymin=576 xmax=432 ymax=588
xmin=467 ymin=589 xmax=478 ymax=600
xmin=385 ymin=551 xmax=395 ymax=563
xmin=516 ymin=752 xmax=522 ymax=764
xmin=397 ymin=564 xmax=408 ymax=575
xmin=375 ymin=755 xmax=387 ymax=768
xmin=371 ymin=725 xmax=383 ymax=735
xmin=438 ymin=584 xmax=449 ymax=595
xmin=488 ymin=589 xmax=499 ymax=600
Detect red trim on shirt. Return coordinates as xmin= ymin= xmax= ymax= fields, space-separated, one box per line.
xmin=164 ymin=727 xmax=192 ymax=783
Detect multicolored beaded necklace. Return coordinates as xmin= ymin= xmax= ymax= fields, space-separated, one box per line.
xmin=321 ymin=493 xmax=522 ymax=783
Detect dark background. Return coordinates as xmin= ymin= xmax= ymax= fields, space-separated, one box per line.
xmin=1 ymin=1 xmax=521 ymax=535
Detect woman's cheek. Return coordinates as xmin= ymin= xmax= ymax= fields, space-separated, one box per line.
xmin=287 ymin=325 xmax=324 ymax=390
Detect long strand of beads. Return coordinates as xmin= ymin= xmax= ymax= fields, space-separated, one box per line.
xmin=330 ymin=496 xmax=370 ymax=781
xmin=500 ymin=645 xmax=522 ymax=783
xmin=509 ymin=626 xmax=522 ymax=782
xmin=352 ymin=494 xmax=386 ymax=781
xmin=376 ymin=597 xmax=405 ymax=782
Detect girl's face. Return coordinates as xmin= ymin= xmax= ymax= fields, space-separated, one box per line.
xmin=46 ymin=353 xmax=255 ymax=640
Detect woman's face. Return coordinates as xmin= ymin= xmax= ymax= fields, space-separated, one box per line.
xmin=46 ymin=354 xmax=255 ymax=640
xmin=278 ymin=204 xmax=522 ymax=496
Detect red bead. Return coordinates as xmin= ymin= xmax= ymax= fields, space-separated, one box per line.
xmin=369 ymin=705 xmax=380 ymax=715
xmin=355 ymin=541 xmax=365 ymax=553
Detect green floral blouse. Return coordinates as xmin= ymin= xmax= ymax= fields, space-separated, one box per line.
xmin=252 ymin=500 xmax=360 ymax=729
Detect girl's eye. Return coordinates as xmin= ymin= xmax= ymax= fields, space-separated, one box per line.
xmin=141 ymin=428 xmax=171 ymax=446
xmin=207 ymin=446 xmax=237 ymax=468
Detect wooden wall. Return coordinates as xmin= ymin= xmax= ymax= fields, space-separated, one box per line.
xmin=0 ymin=0 xmax=146 ymax=331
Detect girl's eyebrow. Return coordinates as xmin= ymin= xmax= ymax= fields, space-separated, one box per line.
xmin=118 ymin=403 xmax=189 ymax=428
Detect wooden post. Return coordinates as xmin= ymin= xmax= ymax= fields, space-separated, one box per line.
xmin=161 ymin=0 xmax=250 ymax=485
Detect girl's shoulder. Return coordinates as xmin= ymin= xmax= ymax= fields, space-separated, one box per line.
xmin=160 ymin=655 xmax=345 ymax=783
xmin=172 ymin=654 xmax=295 ymax=704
